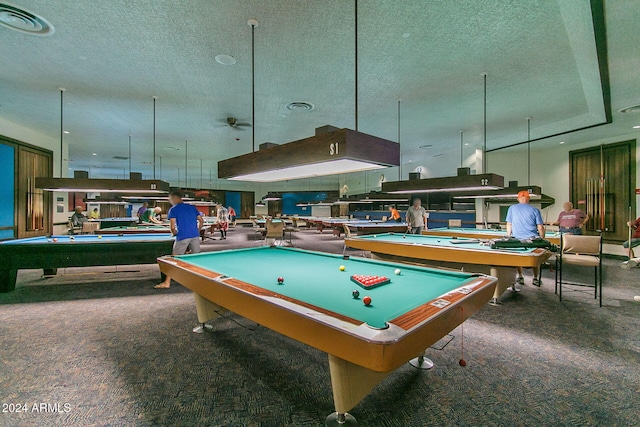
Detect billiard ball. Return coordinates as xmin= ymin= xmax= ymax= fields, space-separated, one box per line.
xmin=47 ymin=239 xmax=52 ymax=242
xmin=277 ymin=277 xmax=284 ymax=284
xmin=52 ymin=238 xmax=58 ymax=242
xmin=402 ymin=235 xmax=406 ymax=238
xmin=394 ymin=269 xmax=401 ymax=275
xmin=339 ymin=265 xmax=346 ymax=271
xmin=362 ymin=296 xmax=372 ymax=306
xmin=352 ymin=290 xmax=360 ymax=299
xmin=459 ymin=359 xmax=467 ymax=367
xmin=97 ymin=235 xmax=103 ymax=239
xmin=69 ymin=236 xmax=75 ymax=241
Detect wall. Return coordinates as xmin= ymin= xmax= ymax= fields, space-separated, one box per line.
xmin=0 ymin=117 xmax=70 ymax=235
xmin=486 ymin=133 xmax=640 ymax=255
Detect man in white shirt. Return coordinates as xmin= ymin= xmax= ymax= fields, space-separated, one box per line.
xmin=406 ymin=198 xmax=428 ymax=234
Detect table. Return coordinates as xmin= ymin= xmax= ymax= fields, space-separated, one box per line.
xmin=347 ymin=221 xmax=409 ymax=236
xmin=89 ymin=217 xmax=139 ymax=228
xmin=157 ymin=246 xmax=497 ymax=426
xmin=97 ymin=225 xmax=172 ymax=235
xmin=0 ymin=234 xmax=175 ymax=292
xmin=422 ymin=227 xmax=562 ymax=245
xmin=345 ymin=233 xmax=551 ymax=305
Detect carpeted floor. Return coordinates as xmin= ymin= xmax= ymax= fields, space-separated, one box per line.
xmin=1 ymin=226 xmax=638 ymax=427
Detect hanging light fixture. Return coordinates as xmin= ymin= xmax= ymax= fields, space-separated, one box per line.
xmin=218 ymin=8 xmax=399 ymax=182
xmin=37 ymin=93 xmax=170 ymax=194
xmin=383 ymin=72 xmax=504 ymax=194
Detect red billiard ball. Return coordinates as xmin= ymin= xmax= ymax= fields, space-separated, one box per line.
xmin=52 ymin=238 xmax=58 ymax=242
xmin=352 ymin=290 xmax=360 ymax=299
xmin=459 ymin=359 xmax=467 ymax=367
xmin=277 ymin=277 xmax=284 ymax=284
xmin=362 ymin=296 xmax=372 ymax=306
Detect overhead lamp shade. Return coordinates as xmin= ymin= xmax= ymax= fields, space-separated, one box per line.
xmin=218 ymin=128 xmax=400 ymax=182
xmin=383 ymin=173 xmax=504 ymax=194
xmin=35 ymin=177 xmax=170 ymax=194
xmin=452 ymin=185 xmax=542 ymax=199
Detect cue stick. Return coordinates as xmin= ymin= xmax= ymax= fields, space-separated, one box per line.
xmin=628 ymin=206 xmax=633 ymax=261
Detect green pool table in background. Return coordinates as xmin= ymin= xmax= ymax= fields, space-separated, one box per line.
xmin=158 ymin=246 xmax=497 ymax=425
xmin=0 ymin=234 xmax=175 ymax=292
xmin=422 ymin=227 xmax=562 ymax=245
xmin=97 ymin=225 xmax=172 ymax=235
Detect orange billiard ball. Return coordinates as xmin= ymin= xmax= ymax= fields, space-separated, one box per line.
xmin=362 ymin=296 xmax=372 ymax=306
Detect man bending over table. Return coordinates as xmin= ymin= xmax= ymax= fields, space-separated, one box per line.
xmin=155 ymin=192 xmax=204 ymax=289
xmin=506 ymin=190 xmax=545 ymax=287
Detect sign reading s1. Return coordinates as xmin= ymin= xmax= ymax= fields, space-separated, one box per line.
xmin=329 ymin=142 xmax=339 ymax=156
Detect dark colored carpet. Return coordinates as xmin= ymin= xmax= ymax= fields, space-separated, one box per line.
xmin=1 ymin=227 xmax=639 ymax=427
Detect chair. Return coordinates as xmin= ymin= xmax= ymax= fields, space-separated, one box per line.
xmin=253 ymin=221 xmax=266 ymax=244
xmin=555 ymin=234 xmax=603 ymax=306
xmin=448 ymin=219 xmax=462 ymax=228
xmin=284 ymin=220 xmax=299 ymax=246
xmin=82 ymin=222 xmax=100 ymax=234
xmin=265 ymin=219 xmax=285 ymax=246
xmin=67 ymin=218 xmax=81 ymax=235
xmin=381 ymin=216 xmax=388 ymax=222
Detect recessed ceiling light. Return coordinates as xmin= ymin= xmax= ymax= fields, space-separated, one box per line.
xmin=633 ymin=125 xmax=640 ymax=129
xmin=92 ymin=153 xmax=97 ymax=156
xmin=63 ymin=130 xmax=70 ymax=134
xmin=464 ymin=143 xmax=469 ymax=146
xmin=619 ymin=105 xmax=640 ymax=114
xmin=285 ymin=102 xmax=314 ymax=112
xmin=419 ymin=144 xmax=433 ymax=149
xmin=161 ymin=146 xmax=180 ymax=151
xmin=215 ymin=54 xmax=236 ymax=65
xmin=402 ymin=32 xmax=411 ymax=38
xmin=0 ymin=3 xmax=54 ymax=36
xmin=559 ymin=141 xmax=565 ymax=144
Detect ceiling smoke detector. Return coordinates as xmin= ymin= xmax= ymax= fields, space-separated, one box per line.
xmin=285 ymin=102 xmax=314 ymax=112
xmin=0 ymin=2 xmax=54 ymax=35
xmin=618 ymin=105 xmax=640 ymax=114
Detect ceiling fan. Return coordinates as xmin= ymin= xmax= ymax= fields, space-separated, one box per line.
xmin=219 ymin=117 xmax=251 ymax=130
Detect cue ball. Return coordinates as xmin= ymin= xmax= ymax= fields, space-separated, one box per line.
xmin=277 ymin=277 xmax=284 ymax=284
xmin=47 ymin=239 xmax=52 ymax=242
xmin=339 ymin=265 xmax=346 ymax=271
xmin=459 ymin=359 xmax=467 ymax=367
xmin=363 ymin=296 xmax=372 ymax=306
xmin=394 ymin=269 xmax=401 ymax=275
xmin=52 ymin=238 xmax=58 ymax=242
xmin=352 ymin=290 xmax=360 ymax=299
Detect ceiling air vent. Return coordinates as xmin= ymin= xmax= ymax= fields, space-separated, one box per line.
xmin=285 ymin=102 xmax=314 ymax=112
xmin=618 ymin=105 xmax=640 ymax=114
xmin=0 ymin=2 xmax=54 ymax=35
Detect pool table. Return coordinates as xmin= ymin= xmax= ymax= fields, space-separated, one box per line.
xmin=0 ymin=234 xmax=175 ymax=292
xmin=422 ymin=227 xmax=562 ymax=245
xmin=89 ymin=217 xmax=139 ymax=228
xmin=97 ymin=225 xmax=172 ymax=235
xmin=346 ymin=221 xmax=409 ymax=236
xmin=345 ymin=233 xmax=552 ymax=305
xmin=157 ymin=247 xmax=497 ymax=426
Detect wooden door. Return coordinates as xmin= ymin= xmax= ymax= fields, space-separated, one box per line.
xmin=570 ymin=140 xmax=635 ymax=242
xmin=18 ymin=147 xmax=52 ymax=238
xmin=240 ymin=192 xmax=255 ymax=218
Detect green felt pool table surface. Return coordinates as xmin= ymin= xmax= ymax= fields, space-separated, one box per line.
xmin=171 ymin=247 xmax=480 ymax=329
xmin=97 ymin=225 xmax=172 ymax=234
xmin=423 ymin=227 xmax=562 ymax=243
xmin=355 ymin=232 xmax=539 ymax=253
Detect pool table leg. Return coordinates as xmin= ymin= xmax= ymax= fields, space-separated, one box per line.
xmin=192 ymin=293 xmax=228 ymax=333
xmin=325 ymin=354 xmax=389 ymax=426
xmin=0 ymin=269 xmax=17 ymax=292
xmin=488 ymin=267 xmax=514 ymax=306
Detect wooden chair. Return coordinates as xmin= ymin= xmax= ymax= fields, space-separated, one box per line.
xmin=82 ymin=222 xmax=100 ymax=234
xmin=265 ymin=219 xmax=285 ymax=246
xmin=448 ymin=219 xmax=462 ymax=228
xmin=253 ymin=221 xmax=266 ymax=244
xmin=555 ymin=234 xmax=603 ymax=306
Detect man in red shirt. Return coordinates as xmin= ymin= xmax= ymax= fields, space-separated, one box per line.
xmin=552 ymin=202 xmax=589 ymax=234
xmin=623 ymin=215 xmax=640 ymax=256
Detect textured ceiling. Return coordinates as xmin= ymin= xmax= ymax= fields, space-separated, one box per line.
xmin=0 ymin=0 xmax=636 ymax=186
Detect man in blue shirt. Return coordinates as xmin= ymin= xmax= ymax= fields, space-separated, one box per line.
xmin=155 ymin=191 xmax=204 ymax=289
xmin=506 ymin=190 xmax=545 ymax=287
